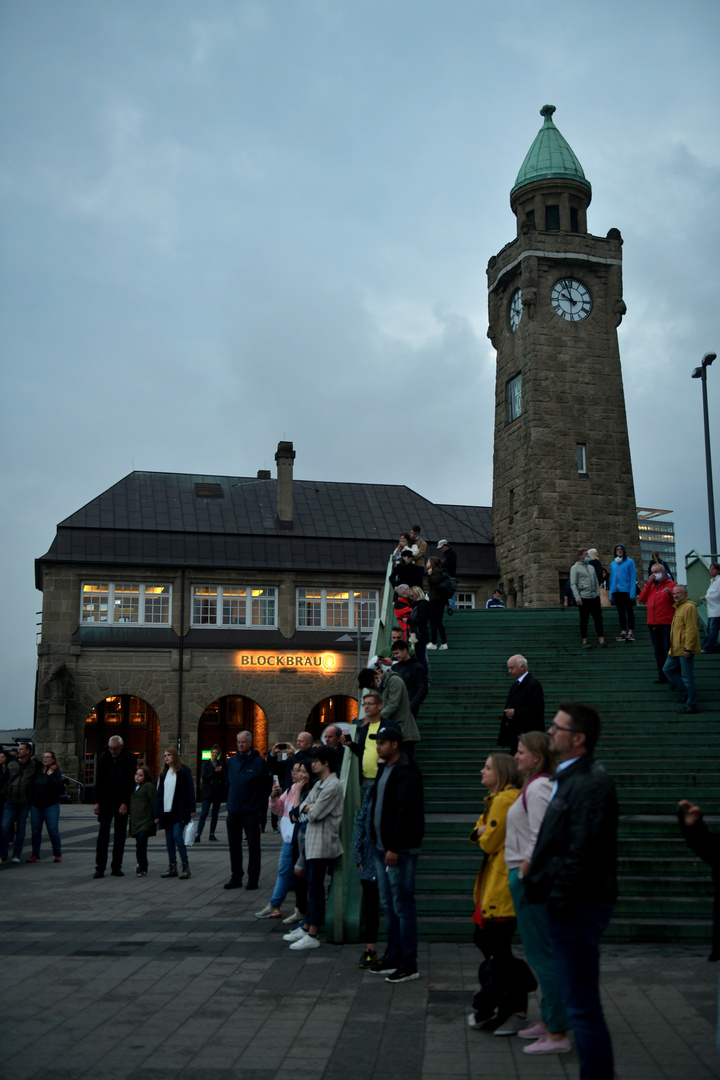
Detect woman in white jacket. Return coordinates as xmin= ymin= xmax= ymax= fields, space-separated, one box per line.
xmin=505 ymin=732 xmax=571 ymax=1056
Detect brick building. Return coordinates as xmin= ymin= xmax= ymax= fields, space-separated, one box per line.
xmin=34 ymin=441 xmax=496 ymax=794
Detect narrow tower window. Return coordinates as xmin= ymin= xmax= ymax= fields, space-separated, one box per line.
xmin=507 ymin=374 xmax=522 ymax=422
xmin=545 ymin=205 xmax=560 ymax=230
xmin=577 ymin=443 xmax=588 ymax=476
xmin=570 ymin=206 xmax=579 ymax=232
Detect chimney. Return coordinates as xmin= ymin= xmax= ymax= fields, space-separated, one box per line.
xmin=257 ymin=470 xmax=271 ymax=480
xmin=275 ymin=441 xmax=296 ymax=527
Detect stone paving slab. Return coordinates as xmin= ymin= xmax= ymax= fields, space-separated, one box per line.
xmin=0 ymin=805 xmax=718 ymax=1080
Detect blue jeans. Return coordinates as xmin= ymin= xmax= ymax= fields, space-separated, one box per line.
xmin=197 ymin=798 xmax=221 ymax=838
xmin=663 ymin=654 xmax=697 ymax=708
xmin=374 ymin=849 xmax=419 ymax=971
xmin=270 ymin=840 xmax=295 ymax=908
xmin=30 ymin=804 xmax=62 ymax=857
xmin=1 ymin=802 xmax=30 ymax=860
xmin=549 ymin=903 xmax=614 ymax=1080
xmin=508 ymin=868 xmax=569 ymax=1033
xmin=165 ymin=822 xmax=189 ymax=865
xmin=703 ymin=616 xmax=719 ymax=652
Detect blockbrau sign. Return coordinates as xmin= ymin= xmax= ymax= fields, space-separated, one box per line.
xmin=234 ymin=651 xmax=338 ymax=671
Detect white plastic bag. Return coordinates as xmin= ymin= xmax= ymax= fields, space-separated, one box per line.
xmin=183 ymin=818 xmax=197 ymax=847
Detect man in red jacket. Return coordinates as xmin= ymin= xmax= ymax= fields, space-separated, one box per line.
xmin=638 ymin=564 xmax=676 ymax=683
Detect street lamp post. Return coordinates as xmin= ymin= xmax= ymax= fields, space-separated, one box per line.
xmin=692 ymin=352 xmax=717 ymax=558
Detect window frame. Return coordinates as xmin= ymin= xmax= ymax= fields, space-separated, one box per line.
xmin=507 ymin=373 xmax=522 ymax=422
xmin=190 ymin=585 xmax=278 ymax=629
xmin=296 ymin=587 xmax=378 ymax=631
xmin=80 ymin=582 xmax=172 ymax=626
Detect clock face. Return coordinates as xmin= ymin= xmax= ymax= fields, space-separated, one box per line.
xmin=551 ymin=278 xmax=592 ymax=322
xmin=509 ymin=289 xmax=523 ymax=332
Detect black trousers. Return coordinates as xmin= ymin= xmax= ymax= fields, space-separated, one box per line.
xmin=649 ymin=624 xmax=671 ymax=677
xmin=473 ymin=919 xmax=530 ymax=1019
xmin=226 ymin=809 xmax=261 ymax=886
xmin=578 ymin=596 xmax=604 ymax=640
xmin=96 ymin=808 xmax=128 ymax=872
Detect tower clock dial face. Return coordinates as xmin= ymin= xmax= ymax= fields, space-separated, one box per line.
xmin=551 ymin=278 xmax=592 ymax=322
xmin=509 ymin=288 xmax=523 ymax=332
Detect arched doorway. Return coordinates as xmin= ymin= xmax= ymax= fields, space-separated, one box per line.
xmin=306 ymin=695 xmax=358 ymax=741
xmin=84 ymin=695 xmax=160 ymax=799
xmin=197 ymin=695 xmax=268 ymax=781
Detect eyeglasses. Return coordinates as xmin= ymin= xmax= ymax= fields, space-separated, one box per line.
xmin=548 ymin=722 xmax=580 ymax=735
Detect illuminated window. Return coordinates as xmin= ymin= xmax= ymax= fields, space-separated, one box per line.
xmin=81 ymin=583 xmax=170 ymax=625
xmin=192 ymin=585 xmax=276 ymax=628
xmin=297 ymin=588 xmax=378 ymax=630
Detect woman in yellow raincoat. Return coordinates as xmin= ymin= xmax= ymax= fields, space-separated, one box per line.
xmin=467 ymin=753 xmax=535 ymax=1034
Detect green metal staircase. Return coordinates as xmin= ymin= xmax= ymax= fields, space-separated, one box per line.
xmin=412 ymin=607 xmax=720 ymax=944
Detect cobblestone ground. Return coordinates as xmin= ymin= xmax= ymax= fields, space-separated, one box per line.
xmin=1 ymin=806 xmax=718 ymax=1080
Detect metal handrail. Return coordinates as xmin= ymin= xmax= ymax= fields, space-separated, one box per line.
xmin=62 ymin=774 xmax=86 ymax=804
xmin=326 ymin=556 xmax=396 ymax=942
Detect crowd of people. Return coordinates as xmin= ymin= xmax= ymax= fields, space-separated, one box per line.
xmin=389 ymin=526 xmax=458 ymax=663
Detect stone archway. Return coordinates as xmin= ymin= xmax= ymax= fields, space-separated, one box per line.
xmin=306 ymin=694 xmax=358 ymax=741
xmin=83 ymin=695 xmax=161 ymax=798
xmin=196 ymin=694 xmax=269 ymax=782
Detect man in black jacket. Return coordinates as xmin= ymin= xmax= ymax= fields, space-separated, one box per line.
xmin=93 ymin=735 xmax=138 ymax=878
xmin=368 ymin=722 xmax=424 ymax=984
xmin=497 ymin=654 xmax=545 ymax=754
xmin=391 ymin=640 xmax=428 ymax=719
xmin=525 ymin=703 xmax=617 ymax=1080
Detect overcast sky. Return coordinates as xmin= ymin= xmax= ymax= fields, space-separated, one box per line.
xmin=1 ymin=0 xmax=719 ymax=726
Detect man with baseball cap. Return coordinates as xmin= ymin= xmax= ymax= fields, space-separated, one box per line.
xmin=367 ymin=722 xmax=424 ymax=983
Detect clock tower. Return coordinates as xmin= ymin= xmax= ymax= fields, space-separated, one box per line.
xmin=489 ymin=105 xmax=640 ymax=606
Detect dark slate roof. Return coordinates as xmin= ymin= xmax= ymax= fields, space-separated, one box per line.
xmin=37 ymin=471 xmax=496 ymax=580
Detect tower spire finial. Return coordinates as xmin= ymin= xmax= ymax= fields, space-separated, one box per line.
xmin=540 ymin=104 xmax=556 ymax=120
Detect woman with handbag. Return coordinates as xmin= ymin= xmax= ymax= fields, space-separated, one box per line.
xmin=506 ymin=732 xmax=572 ymax=1055
xmin=467 ymin=753 xmax=535 ymax=1035
xmin=155 ymin=748 xmax=196 ymax=880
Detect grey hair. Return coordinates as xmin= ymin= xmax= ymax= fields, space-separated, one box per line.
xmin=238 ymin=730 xmax=253 ymax=745
xmin=108 ymin=735 xmax=124 ymax=747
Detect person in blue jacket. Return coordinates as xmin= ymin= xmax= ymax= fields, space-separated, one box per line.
xmin=609 ymin=543 xmax=637 ymax=642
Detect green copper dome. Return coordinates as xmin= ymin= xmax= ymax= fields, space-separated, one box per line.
xmin=511 ymin=105 xmax=591 ymax=195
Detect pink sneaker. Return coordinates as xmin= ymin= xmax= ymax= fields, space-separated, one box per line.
xmin=518 ymin=1022 xmax=548 ymax=1039
xmin=523 ymin=1036 xmax=572 ymax=1055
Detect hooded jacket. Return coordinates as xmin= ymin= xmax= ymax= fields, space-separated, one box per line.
xmin=609 ymin=544 xmax=637 ymax=600
xmin=669 ymin=598 xmax=701 ymax=656
xmin=638 ymin=574 xmax=675 ymax=625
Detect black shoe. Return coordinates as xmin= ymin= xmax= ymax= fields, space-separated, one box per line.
xmin=224 ymin=879 xmax=243 ymax=890
xmin=194 ymin=836 xmax=201 ymax=843
xmin=369 ymin=954 xmax=398 ymax=974
xmin=245 ymin=882 xmax=259 ymax=891
xmin=385 ymin=968 xmax=419 ymax=984
xmin=110 ymin=869 xmax=124 ymax=877
xmin=653 ymin=677 xmax=668 ymax=684
xmin=208 ymin=835 xmax=219 ymax=842
xmin=678 ymin=705 xmax=700 ymax=714
xmin=93 ymin=870 xmax=105 ymax=879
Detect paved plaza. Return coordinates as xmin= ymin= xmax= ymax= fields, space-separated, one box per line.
xmin=1 ymin=805 xmax=718 ymax=1080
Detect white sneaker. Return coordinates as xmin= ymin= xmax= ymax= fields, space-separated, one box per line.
xmin=289 ymin=933 xmax=321 ymax=951
xmin=426 ymin=643 xmax=437 ymax=650
xmin=439 ymin=643 xmax=449 ymax=650
xmin=283 ymin=925 xmax=308 ymax=943
xmin=254 ymin=904 xmax=274 ymax=919
xmin=11 ymin=856 xmax=21 ymax=864
xmin=282 ymin=906 xmax=303 ymax=925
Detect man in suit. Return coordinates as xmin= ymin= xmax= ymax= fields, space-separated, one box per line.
xmin=497 ymin=654 xmax=545 ymax=754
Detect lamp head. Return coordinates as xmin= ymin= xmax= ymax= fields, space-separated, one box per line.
xmin=703 ymin=352 xmax=716 ymax=366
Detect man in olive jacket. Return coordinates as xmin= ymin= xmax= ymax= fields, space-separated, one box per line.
xmin=525 ymin=703 xmax=617 ymax=1080
xmin=0 ymin=740 xmax=39 ymax=863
